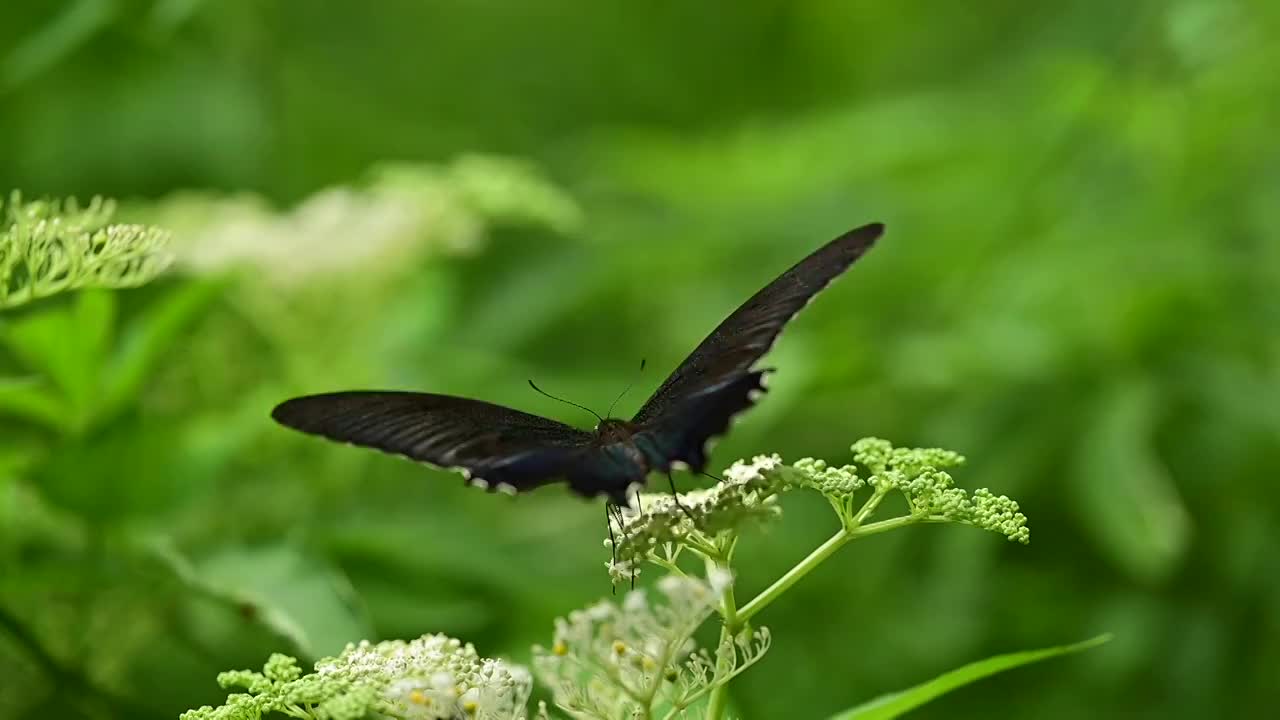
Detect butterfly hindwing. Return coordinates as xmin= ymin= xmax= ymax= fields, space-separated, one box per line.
xmin=271 ymin=391 xmax=595 ymax=492
xmin=630 ymin=223 xmax=884 ymax=472
xmin=632 ymin=370 xmax=767 ymax=473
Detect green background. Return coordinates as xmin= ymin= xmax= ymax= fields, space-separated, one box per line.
xmin=2 ymin=1 xmax=1277 ymax=718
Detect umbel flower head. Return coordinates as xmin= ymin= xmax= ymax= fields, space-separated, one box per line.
xmin=603 ymin=457 xmax=785 ymax=584
xmin=606 ymin=437 xmax=1029 ymax=582
xmin=156 ymin=155 xmax=582 ymax=287
xmin=533 ymin=575 xmax=770 ymax=720
xmin=1 ymin=191 xmax=171 ymax=308
xmin=181 ymin=634 xmax=532 ymax=720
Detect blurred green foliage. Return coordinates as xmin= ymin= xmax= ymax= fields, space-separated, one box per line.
xmin=1 ymin=1 xmax=1277 ymax=718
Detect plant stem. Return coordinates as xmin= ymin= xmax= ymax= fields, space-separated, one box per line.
xmin=704 ymin=555 xmax=738 ymax=720
xmin=850 ymin=486 xmax=889 ymax=526
xmin=735 ymin=498 xmax=943 ymax=625
xmin=695 ymin=478 xmax=955 ymax=719
xmin=736 ymin=525 xmax=851 ymax=625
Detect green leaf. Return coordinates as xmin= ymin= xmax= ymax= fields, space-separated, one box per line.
xmin=1 ymin=0 xmax=116 ymax=90
xmin=828 ymin=634 xmax=1112 ymax=720
xmin=0 ymin=280 xmax=218 ymax=431
xmin=0 ymin=375 xmax=69 ymax=431
xmin=0 ymin=474 xmax=85 ymax=550
xmin=1073 ymin=381 xmax=1191 ymax=582
xmin=0 ymin=290 xmax=116 ymax=427
xmin=154 ymin=541 xmax=374 ymax=659
xmin=98 ymin=277 xmax=223 ymax=420
xmin=75 ymin=289 xmax=117 ymax=376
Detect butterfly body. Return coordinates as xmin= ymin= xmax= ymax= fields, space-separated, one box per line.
xmin=272 ymin=223 xmax=883 ymax=505
xmin=572 ymin=419 xmax=647 ymax=502
xmin=593 ymin=418 xmax=637 ymax=444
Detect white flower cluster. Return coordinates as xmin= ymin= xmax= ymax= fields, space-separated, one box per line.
xmin=322 ymin=634 xmax=532 ymax=720
xmin=157 ymin=156 xmax=582 ymax=287
xmin=605 ymin=456 xmax=789 ymax=583
xmin=533 ymin=575 xmax=762 ymax=720
xmin=181 ymin=634 xmax=531 ymax=720
xmin=606 ymin=438 xmax=1028 ymax=587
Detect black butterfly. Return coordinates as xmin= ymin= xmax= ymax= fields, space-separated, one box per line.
xmin=271 ymin=223 xmax=884 ymax=506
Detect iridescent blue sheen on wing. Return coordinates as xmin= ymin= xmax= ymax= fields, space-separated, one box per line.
xmin=632 ymin=371 xmax=767 ymax=473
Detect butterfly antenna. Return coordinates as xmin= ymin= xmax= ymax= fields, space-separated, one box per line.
xmin=528 ymin=379 xmax=603 ymax=423
xmin=605 ymin=358 xmax=647 ymax=418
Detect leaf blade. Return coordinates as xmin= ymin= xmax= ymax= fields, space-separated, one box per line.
xmin=828 ymin=634 xmax=1112 ymax=720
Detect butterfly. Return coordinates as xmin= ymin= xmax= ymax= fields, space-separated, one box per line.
xmin=271 ymin=223 xmax=884 ymax=506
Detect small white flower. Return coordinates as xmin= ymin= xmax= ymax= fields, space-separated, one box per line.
xmin=459 ymin=686 xmax=481 ymax=707
xmin=585 ymin=600 xmax=614 ymax=621
xmin=623 ymin=590 xmax=648 ymax=613
xmin=707 ymin=566 xmax=734 ymax=595
xmin=656 ymin=575 xmax=685 ymax=596
xmin=723 ymin=454 xmax=783 ymax=485
xmin=430 ymin=671 xmax=455 ymax=691
xmin=533 ymin=577 xmax=763 ymax=720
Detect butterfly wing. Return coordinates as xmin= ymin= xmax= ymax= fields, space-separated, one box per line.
xmin=631 ymin=223 xmax=884 ymax=472
xmin=271 ymin=391 xmax=597 ymax=493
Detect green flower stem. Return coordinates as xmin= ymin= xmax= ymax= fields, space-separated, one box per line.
xmin=850 ymin=486 xmax=890 ymax=526
xmin=716 ymin=566 xmax=739 ymax=629
xmin=684 ymin=535 xmax=723 ymax=559
xmin=736 ymin=525 xmax=850 ymax=627
xmin=734 ymin=488 xmax=884 ymax=625
xmin=649 ymin=555 xmax=689 ymax=578
xmin=736 ymin=506 xmax=949 ymax=626
xmin=705 ymin=554 xmax=739 ymax=720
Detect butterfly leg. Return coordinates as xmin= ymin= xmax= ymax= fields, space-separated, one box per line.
xmin=607 ymin=501 xmax=638 ymax=590
xmin=667 ymin=472 xmax=697 ymax=523
xmin=606 ymin=502 xmax=617 ymax=561
xmin=605 ymin=501 xmax=619 ymax=595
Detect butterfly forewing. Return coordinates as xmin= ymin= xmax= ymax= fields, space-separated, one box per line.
xmin=271 ymin=391 xmax=594 ymax=492
xmin=629 ymin=222 xmax=884 ymax=472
